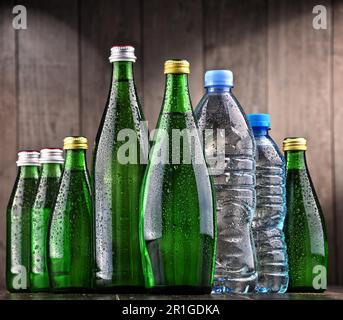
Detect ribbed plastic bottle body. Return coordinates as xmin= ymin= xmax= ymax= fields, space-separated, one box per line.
xmin=252 ymin=134 xmax=288 ymax=293
xmin=195 ymin=90 xmax=257 ymax=293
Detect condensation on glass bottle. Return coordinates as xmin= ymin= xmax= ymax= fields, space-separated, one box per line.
xmin=30 ymin=148 xmax=64 ymax=292
xmin=194 ymin=70 xmax=257 ymax=294
xmin=93 ymin=46 xmax=147 ymax=291
xmin=283 ymin=137 xmax=328 ymax=292
xmin=6 ymin=151 xmax=40 ymax=292
xmin=48 ymin=137 xmax=93 ymax=292
xmin=140 ymin=60 xmax=216 ymax=294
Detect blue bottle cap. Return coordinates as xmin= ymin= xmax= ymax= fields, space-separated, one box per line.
xmin=204 ymin=70 xmax=233 ymax=88
xmin=247 ymin=113 xmax=270 ymax=128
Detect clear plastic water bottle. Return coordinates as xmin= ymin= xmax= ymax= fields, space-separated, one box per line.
xmin=247 ymin=114 xmax=289 ymax=293
xmin=195 ymin=70 xmax=257 ymax=294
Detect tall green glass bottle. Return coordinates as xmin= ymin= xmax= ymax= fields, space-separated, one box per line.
xmin=30 ymin=148 xmax=64 ymax=291
xmin=140 ymin=60 xmax=216 ymax=294
xmin=283 ymin=137 xmax=328 ymax=292
xmin=93 ymin=46 xmax=147 ymax=291
xmin=6 ymin=151 xmax=40 ymax=292
xmin=48 ymin=137 xmax=93 ymax=291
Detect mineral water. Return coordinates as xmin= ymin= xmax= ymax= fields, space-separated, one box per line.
xmin=247 ymin=113 xmax=288 ymax=293
xmin=195 ymin=70 xmax=257 ymax=293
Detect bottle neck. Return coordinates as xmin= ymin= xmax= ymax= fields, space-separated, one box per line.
xmin=252 ymin=127 xmax=269 ymax=137
xmin=163 ymin=73 xmax=192 ymax=113
xmin=112 ymin=61 xmax=134 ymax=81
xmin=40 ymin=163 xmax=63 ymax=178
xmin=286 ymin=150 xmax=307 ymax=170
xmin=64 ymin=150 xmax=87 ymax=171
xmin=206 ymin=86 xmax=232 ymax=93
xmin=18 ymin=165 xmax=40 ymax=179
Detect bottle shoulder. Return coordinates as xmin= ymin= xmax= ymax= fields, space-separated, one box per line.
xmin=33 ymin=177 xmax=61 ymax=209
xmin=108 ymin=81 xmax=143 ymax=106
xmin=195 ymin=92 xmax=250 ymax=127
xmin=7 ymin=173 xmax=20 ymax=208
xmin=7 ymin=176 xmax=39 ymax=212
xmin=285 ymin=169 xmax=327 ymax=248
xmin=195 ymin=91 xmax=238 ymax=115
xmin=255 ymin=135 xmax=284 ymax=167
xmin=286 ymin=168 xmax=325 ymax=218
xmin=59 ymin=170 xmax=91 ymax=194
xmin=53 ymin=171 xmax=92 ymax=214
xmin=195 ymin=92 xmax=255 ymax=154
xmin=102 ymin=82 xmax=144 ymax=124
xmin=95 ymin=85 xmax=145 ymax=152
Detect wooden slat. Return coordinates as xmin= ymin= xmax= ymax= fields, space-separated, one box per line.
xmin=18 ymin=0 xmax=79 ymax=150
xmin=143 ymin=0 xmax=203 ymax=128
xmin=204 ymin=0 xmax=268 ymax=114
xmin=333 ymin=0 xmax=343 ymax=285
xmin=80 ymin=0 xmax=142 ymax=151
xmin=0 ymin=1 xmax=16 ymax=289
xmin=268 ymin=0 xmax=335 ymax=283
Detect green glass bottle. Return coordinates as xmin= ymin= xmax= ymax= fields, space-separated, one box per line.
xmin=93 ymin=46 xmax=147 ymax=291
xmin=48 ymin=137 xmax=93 ymax=291
xmin=6 ymin=151 xmax=40 ymax=292
xmin=283 ymin=137 xmax=328 ymax=292
xmin=140 ymin=60 xmax=216 ymax=294
xmin=30 ymin=149 xmax=64 ymax=291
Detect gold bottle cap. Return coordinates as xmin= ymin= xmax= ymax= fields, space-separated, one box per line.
xmin=164 ymin=59 xmax=190 ymax=74
xmin=283 ymin=137 xmax=307 ymax=151
xmin=63 ymin=136 xmax=88 ymax=150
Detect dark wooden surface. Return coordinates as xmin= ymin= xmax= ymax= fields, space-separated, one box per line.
xmin=0 ymin=0 xmax=342 ymax=288
xmin=1 ymin=287 xmax=343 ymax=300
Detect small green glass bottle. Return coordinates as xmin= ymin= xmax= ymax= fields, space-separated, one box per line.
xmin=30 ymin=149 xmax=64 ymax=292
xmin=140 ymin=60 xmax=216 ymax=294
xmin=283 ymin=137 xmax=328 ymax=292
xmin=48 ymin=137 xmax=93 ymax=292
xmin=6 ymin=151 xmax=40 ymax=292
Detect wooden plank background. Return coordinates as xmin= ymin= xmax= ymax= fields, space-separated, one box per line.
xmin=333 ymin=0 xmax=343 ymax=285
xmin=0 ymin=1 xmax=16 ymax=289
xmin=0 ymin=0 xmax=341 ymax=288
xmin=268 ymin=0 xmax=336 ymax=281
